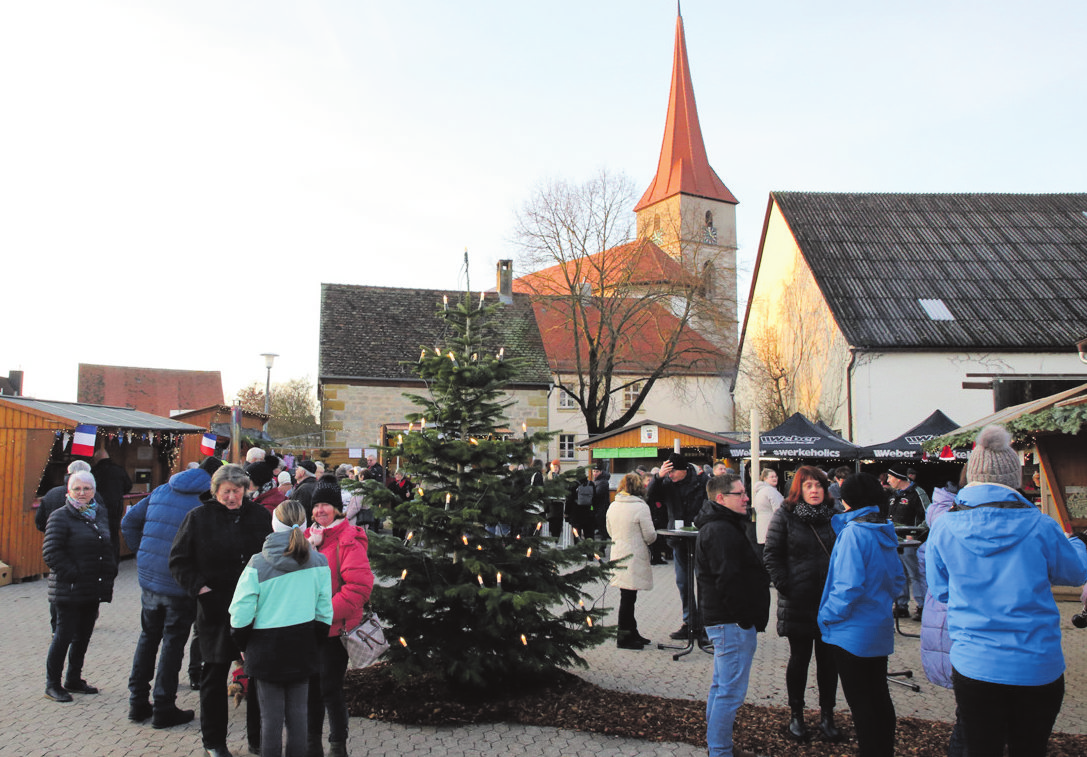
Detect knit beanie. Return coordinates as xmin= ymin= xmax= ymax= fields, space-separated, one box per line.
xmin=966 ymin=425 xmax=1021 ymax=489
xmin=839 ymin=472 xmax=886 ymax=514
xmin=312 ymin=473 xmax=342 ymax=507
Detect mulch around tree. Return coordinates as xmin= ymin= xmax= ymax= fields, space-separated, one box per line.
xmin=344 ymin=664 xmax=1087 ymax=757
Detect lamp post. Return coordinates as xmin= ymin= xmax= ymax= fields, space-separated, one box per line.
xmin=260 ymin=353 xmax=278 ymax=433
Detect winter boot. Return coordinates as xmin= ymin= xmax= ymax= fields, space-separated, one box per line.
xmin=616 ymin=630 xmax=646 ymax=650
xmin=328 ymin=742 xmax=347 ymax=757
xmin=819 ymin=709 xmax=842 ymax=742
xmin=305 ymin=736 xmax=325 ymax=757
xmin=786 ymin=702 xmax=809 ymax=741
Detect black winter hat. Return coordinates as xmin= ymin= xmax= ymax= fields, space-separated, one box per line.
xmin=199 ymin=456 xmax=224 ymax=475
xmin=840 ymin=472 xmax=886 ymax=513
xmin=297 ymin=460 xmax=317 ymax=475
xmin=665 ymin=452 xmax=688 ymax=469
xmin=312 ymin=473 xmax=342 ymax=507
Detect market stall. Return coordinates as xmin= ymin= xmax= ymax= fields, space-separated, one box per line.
xmin=0 ymin=396 xmax=202 ymax=581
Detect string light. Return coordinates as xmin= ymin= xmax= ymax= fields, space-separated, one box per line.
xmin=448 ymin=351 xmax=458 ymax=366
xmin=400 ymin=569 xmax=408 ymax=580
xmin=443 ymin=294 xmax=448 ymax=310
xmin=477 ymin=574 xmax=484 ymax=586
xmin=497 ymin=347 xmax=505 ymax=361
xmin=399 ymin=637 xmax=408 ymax=647
xmin=586 ymin=616 xmax=594 ymax=627
xmin=479 ymin=291 xmax=485 ymax=306
xmin=476 ymin=545 xmax=482 ymax=551
xmin=445 ymin=492 xmax=451 ymax=509
xmin=462 ymin=534 xmax=469 ymax=545
xmin=404 ymin=531 xmax=414 ymax=543
xmin=469 ymin=438 xmax=479 ymax=445
xmin=520 ymin=634 xmax=527 ymax=646
xmin=408 ymin=422 xmax=414 ymax=433
xmin=496 ymin=572 xmax=502 ymax=587
xmin=397 ymin=434 xmax=403 ymax=446
xmin=526 ymin=547 xmax=532 ymax=557
xmin=534 ymin=522 xmax=542 ymax=533
xmin=433 ymin=347 xmax=441 ymax=355
xmin=420 ymin=349 xmax=426 ymax=362
xmin=571 ymin=528 xmax=579 ymax=539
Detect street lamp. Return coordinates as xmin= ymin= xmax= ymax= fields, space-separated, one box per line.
xmin=260 ymin=353 xmax=278 ymax=432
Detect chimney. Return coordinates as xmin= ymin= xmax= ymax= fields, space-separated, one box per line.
xmin=497 ymin=259 xmax=514 ymax=304
xmin=4 ymin=370 xmax=22 ymax=396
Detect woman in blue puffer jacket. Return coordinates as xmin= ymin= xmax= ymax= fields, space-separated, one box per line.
xmin=817 ymin=473 xmax=904 ymax=757
xmin=927 ymin=425 xmax=1087 ymax=757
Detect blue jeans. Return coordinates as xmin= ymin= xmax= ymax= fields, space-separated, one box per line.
xmin=128 ymin=588 xmax=196 ymax=709
xmin=705 ymin=623 xmax=757 ymax=757
xmin=896 ymin=548 xmax=926 ymax=609
xmin=673 ymin=543 xmax=697 ymax=627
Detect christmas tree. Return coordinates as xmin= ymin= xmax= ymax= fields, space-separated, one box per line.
xmin=364 ymin=289 xmax=614 ymax=688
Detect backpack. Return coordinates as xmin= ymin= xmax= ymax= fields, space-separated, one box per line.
xmin=576 ymin=482 xmax=595 ymax=508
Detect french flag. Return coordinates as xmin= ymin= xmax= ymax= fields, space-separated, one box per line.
xmin=200 ymin=433 xmax=217 ymax=456
xmin=71 ymin=424 xmax=97 ymax=457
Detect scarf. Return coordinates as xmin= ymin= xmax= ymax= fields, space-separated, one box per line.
xmin=66 ymin=494 xmax=97 ymax=520
xmin=792 ymin=500 xmax=833 ymax=523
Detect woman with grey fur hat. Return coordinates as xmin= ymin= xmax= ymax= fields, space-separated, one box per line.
xmin=927 ymin=424 xmax=1087 ymax=757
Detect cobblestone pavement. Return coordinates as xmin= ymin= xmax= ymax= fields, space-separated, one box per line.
xmin=2 ymin=558 xmax=1084 ymax=756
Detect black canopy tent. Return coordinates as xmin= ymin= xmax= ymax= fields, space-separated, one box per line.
xmin=858 ymin=410 xmax=963 ymax=461
xmin=728 ymin=413 xmax=861 ymax=461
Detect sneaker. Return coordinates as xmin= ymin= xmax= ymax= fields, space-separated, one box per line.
xmin=45 ymin=685 xmax=73 ymax=703
xmin=63 ymin=679 xmax=98 ymax=694
xmin=668 ymin=623 xmax=690 ymax=640
xmin=152 ymin=707 xmax=195 ymax=729
xmin=129 ymin=701 xmax=154 ymax=722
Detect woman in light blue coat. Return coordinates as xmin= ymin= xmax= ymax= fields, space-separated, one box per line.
xmin=927 ymin=425 xmax=1087 ymax=757
xmin=818 ymin=473 xmax=904 ymax=757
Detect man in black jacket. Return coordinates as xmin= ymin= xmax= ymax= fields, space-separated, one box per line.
xmin=646 ymin=453 xmax=707 ymax=639
xmin=695 ymin=472 xmax=770 ymax=757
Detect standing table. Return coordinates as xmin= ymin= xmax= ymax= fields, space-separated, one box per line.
xmin=655 ymin=528 xmax=712 ymax=660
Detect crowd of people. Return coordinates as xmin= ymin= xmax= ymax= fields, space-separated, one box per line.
xmin=36 ymin=427 xmax=1087 ymax=757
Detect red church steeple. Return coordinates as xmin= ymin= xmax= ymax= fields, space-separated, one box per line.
xmin=634 ymin=11 xmax=737 ymax=212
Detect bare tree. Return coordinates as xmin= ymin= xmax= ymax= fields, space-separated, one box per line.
xmin=513 ymin=169 xmax=730 ymax=435
xmin=236 ymin=376 xmax=321 ymax=442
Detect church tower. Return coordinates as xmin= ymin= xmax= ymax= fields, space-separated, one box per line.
xmin=635 ymin=9 xmax=738 ymax=350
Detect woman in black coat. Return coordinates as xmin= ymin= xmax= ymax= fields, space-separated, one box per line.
xmin=42 ymin=470 xmax=117 ymax=702
xmin=763 ymin=465 xmax=840 ymax=742
xmin=170 ymin=464 xmax=272 ymax=757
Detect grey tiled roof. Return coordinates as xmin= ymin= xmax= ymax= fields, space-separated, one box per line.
xmin=319 ymin=284 xmax=551 ymax=385
xmin=773 ymin=192 xmax=1087 ymax=349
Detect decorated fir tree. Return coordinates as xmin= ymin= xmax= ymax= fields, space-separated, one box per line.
xmin=363 ymin=290 xmax=613 ymax=688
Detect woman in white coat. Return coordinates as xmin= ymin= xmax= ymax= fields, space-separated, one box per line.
xmin=752 ymin=468 xmax=784 ymax=563
xmin=607 ymin=472 xmax=658 ymax=650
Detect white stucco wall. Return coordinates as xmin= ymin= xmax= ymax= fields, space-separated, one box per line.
xmin=850 ymin=352 xmax=1087 ymax=445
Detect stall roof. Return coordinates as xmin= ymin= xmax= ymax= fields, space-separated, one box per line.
xmin=577 ymin=420 xmax=741 ymax=448
xmin=934 ymin=382 xmax=1087 ymax=443
xmin=0 ymin=396 xmax=204 ymax=432
xmin=729 ymin=412 xmax=861 ymax=460
xmin=859 ymin=410 xmax=961 ymax=461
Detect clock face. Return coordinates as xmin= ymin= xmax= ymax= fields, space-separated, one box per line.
xmin=703 ymin=225 xmax=718 ymax=245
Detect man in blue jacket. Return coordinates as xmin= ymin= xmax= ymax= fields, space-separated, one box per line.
xmin=121 ymin=466 xmax=211 ymax=729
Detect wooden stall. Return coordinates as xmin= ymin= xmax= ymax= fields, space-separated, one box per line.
xmin=577 ymin=420 xmax=740 ymax=479
xmin=0 ymin=396 xmax=202 ymax=582
xmin=172 ymin=404 xmax=271 ymax=470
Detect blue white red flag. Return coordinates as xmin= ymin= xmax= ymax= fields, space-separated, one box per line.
xmin=200 ymin=433 xmax=217 ymax=456
xmin=71 ymin=424 xmax=97 ymax=457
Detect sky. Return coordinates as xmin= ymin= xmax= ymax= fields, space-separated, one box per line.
xmin=2 ymin=0 xmax=1085 ymax=404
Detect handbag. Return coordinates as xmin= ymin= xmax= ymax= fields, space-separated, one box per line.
xmin=331 ymin=541 xmax=389 ymax=669
xmin=341 ymin=608 xmax=389 ymax=669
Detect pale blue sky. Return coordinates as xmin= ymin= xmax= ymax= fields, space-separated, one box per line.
xmin=2 ymin=1 xmax=1084 ymax=403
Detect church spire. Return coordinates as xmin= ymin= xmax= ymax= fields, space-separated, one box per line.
xmin=634 ymin=12 xmax=737 ymax=212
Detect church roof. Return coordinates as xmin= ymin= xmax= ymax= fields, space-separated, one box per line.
xmin=319 ymin=284 xmax=551 ymax=385
xmin=512 ymin=238 xmax=696 ymax=296
xmin=634 ymin=12 xmax=737 ymax=212
xmin=770 ymin=191 xmax=1087 ymax=350
xmin=530 ymin=297 xmax=726 ymax=377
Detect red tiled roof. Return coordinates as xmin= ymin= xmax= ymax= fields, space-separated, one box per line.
xmin=513 ymin=238 xmax=697 ymax=296
xmin=77 ymin=364 xmax=224 ymax=417
xmin=634 ymin=13 xmax=737 ymax=211
xmin=530 ymin=297 xmax=725 ymax=376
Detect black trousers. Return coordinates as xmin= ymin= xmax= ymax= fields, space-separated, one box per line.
xmin=952 ymin=668 xmax=1064 ymax=757
xmin=199 ymin=661 xmax=261 ymax=749
xmin=46 ymin=602 xmax=99 ymax=686
xmin=617 ymin=588 xmax=639 ymax=632
xmin=830 ymin=644 xmax=895 ymax=757
xmin=785 ymin=633 xmax=837 ymax=711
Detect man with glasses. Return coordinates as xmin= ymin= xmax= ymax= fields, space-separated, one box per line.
xmin=695 ymin=473 xmax=771 ymax=757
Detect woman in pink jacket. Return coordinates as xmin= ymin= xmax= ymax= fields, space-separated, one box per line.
xmin=304 ymin=475 xmax=374 ymax=757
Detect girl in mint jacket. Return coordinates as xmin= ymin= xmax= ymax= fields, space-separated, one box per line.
xmin=230 ymin=501 xmax=333 ymax=757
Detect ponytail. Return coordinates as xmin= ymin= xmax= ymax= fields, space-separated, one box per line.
xmin=273 ymin=500 xmax=311 ymax=564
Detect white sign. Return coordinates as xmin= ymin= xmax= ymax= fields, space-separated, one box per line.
xmin=640 ymin=425 xmax=659 ymax=444
xmin=349 ymin=448 xmax=363 ymax=458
